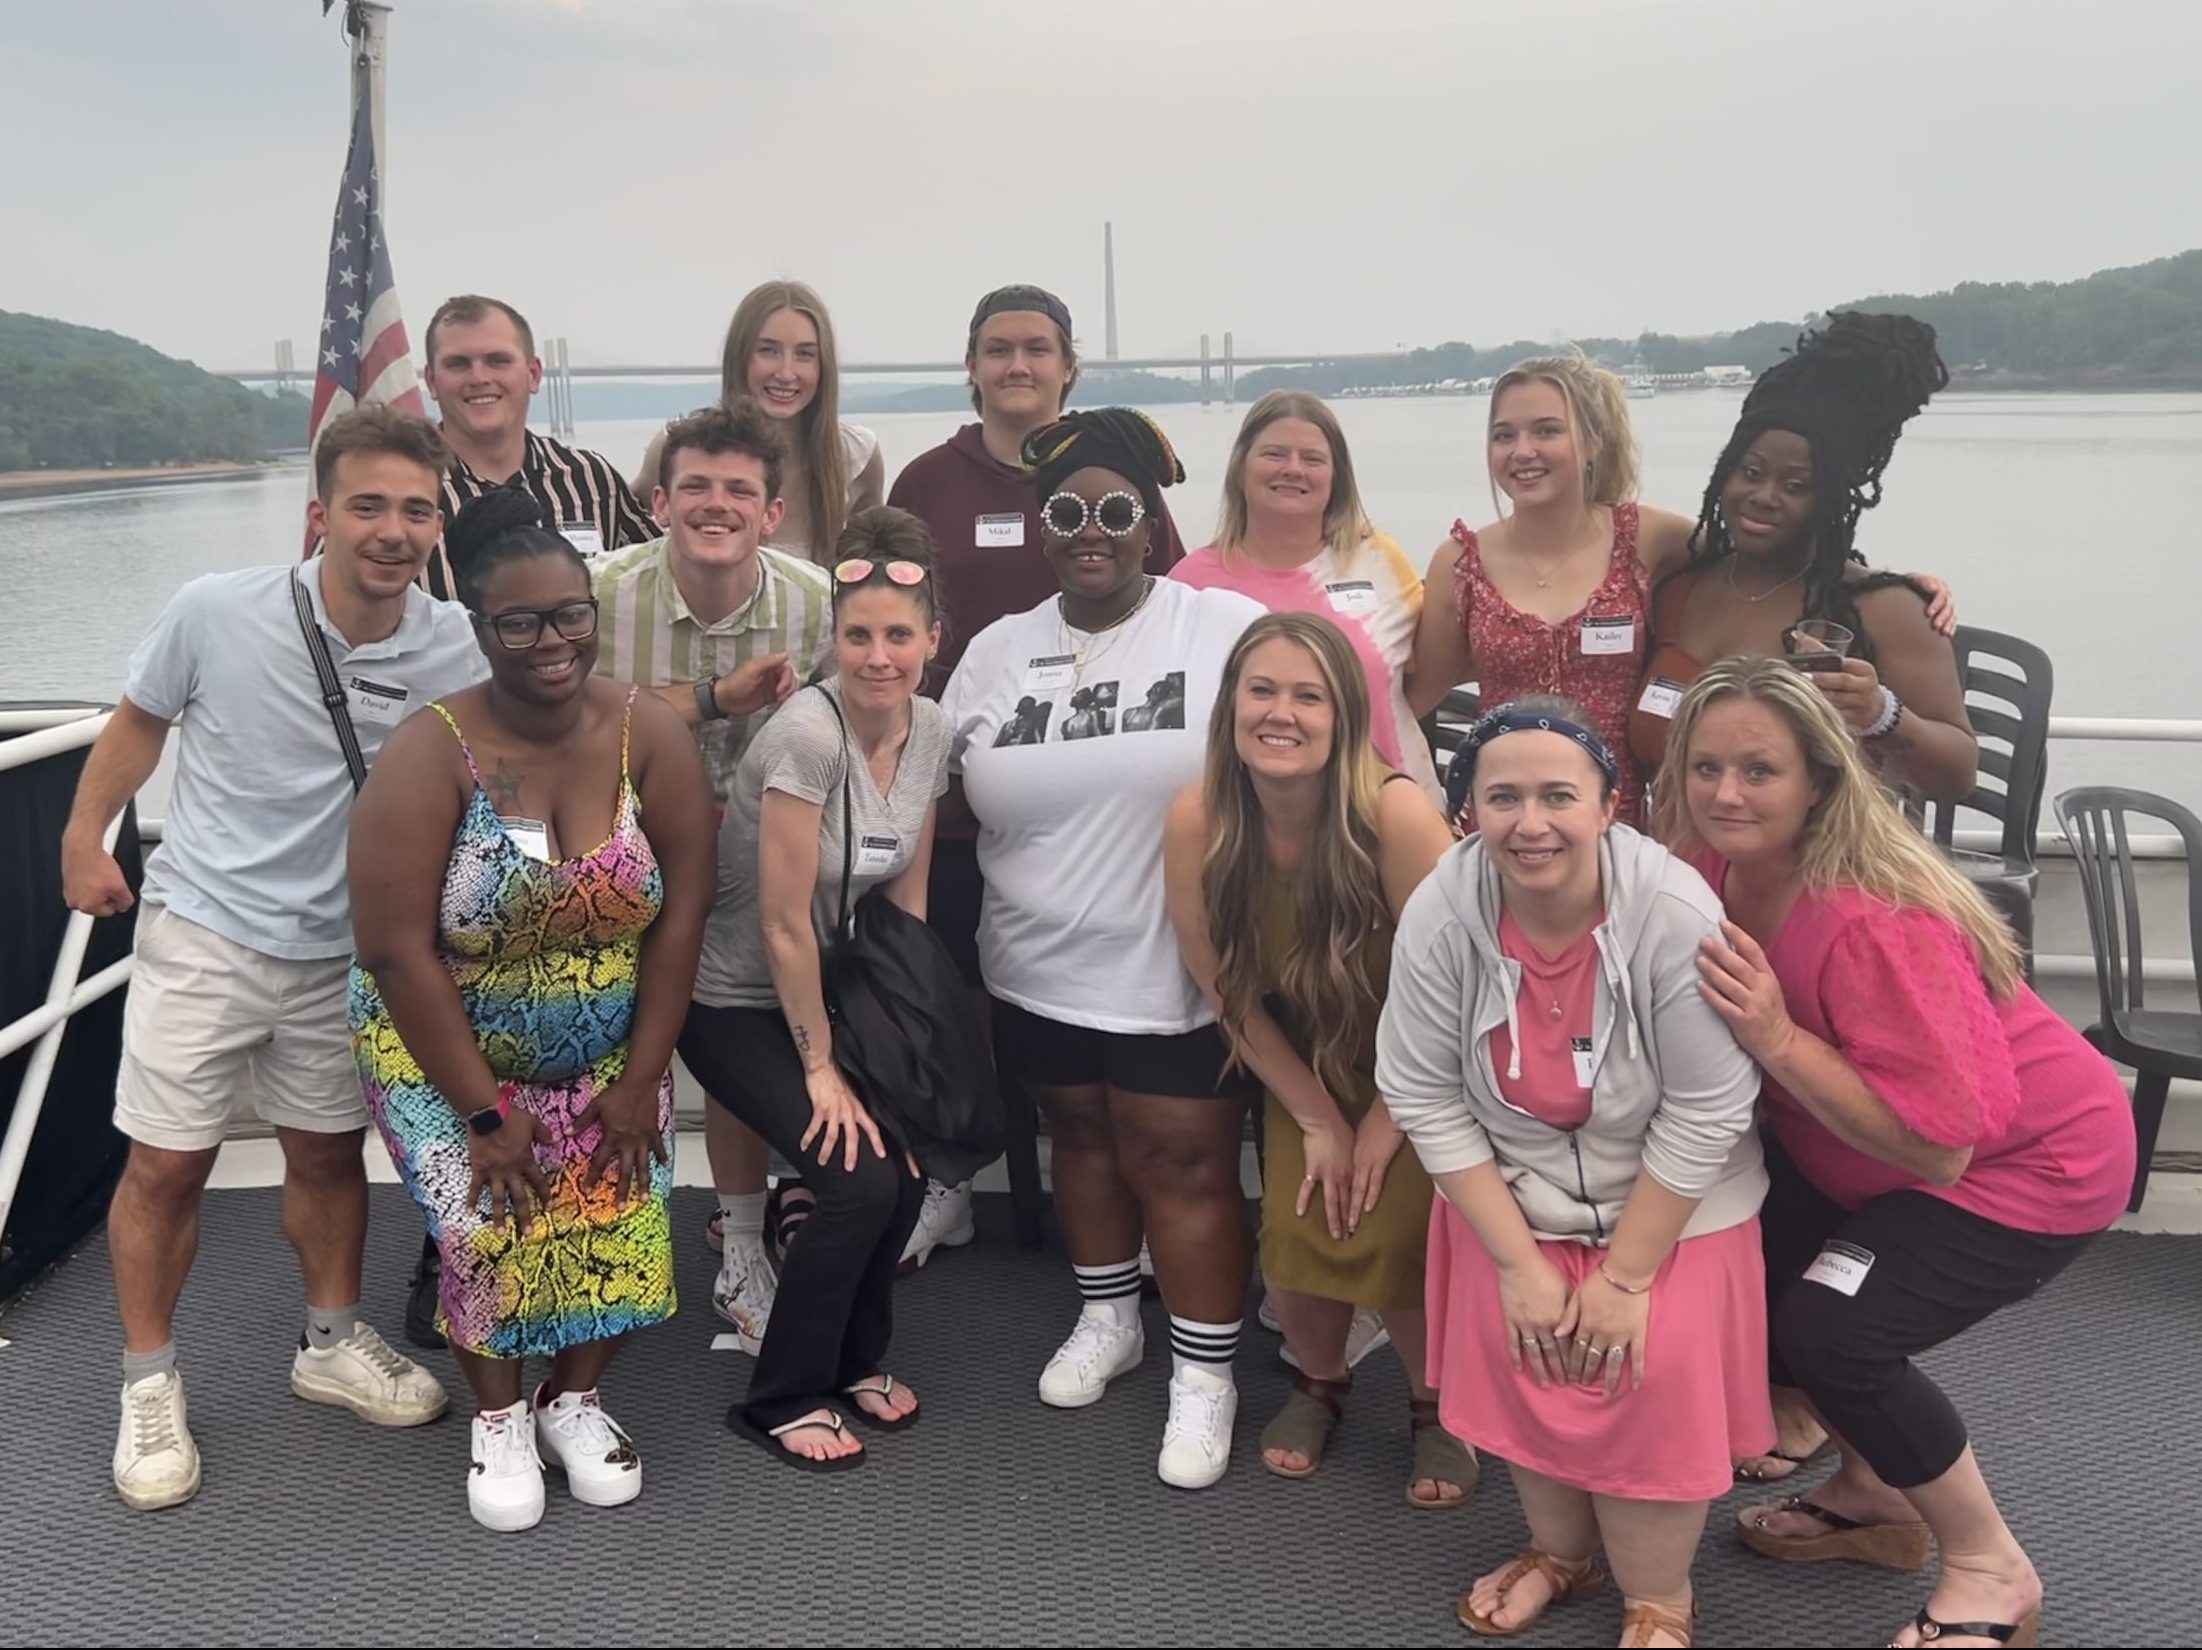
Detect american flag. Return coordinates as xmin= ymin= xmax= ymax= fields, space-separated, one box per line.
xmin=306 ymin=33 xmax=424 ymax=451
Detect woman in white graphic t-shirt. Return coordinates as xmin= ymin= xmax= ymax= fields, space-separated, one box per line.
xmin=940 ymin=410 xmax=1265 ymax=1491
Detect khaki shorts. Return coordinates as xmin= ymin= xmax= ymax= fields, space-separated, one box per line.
xmin=114 ymin=905 xmax=365 ymax=1152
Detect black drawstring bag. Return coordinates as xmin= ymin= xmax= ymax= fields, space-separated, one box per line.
xmin=812 ymin=686 xmax=1004 ymax=1186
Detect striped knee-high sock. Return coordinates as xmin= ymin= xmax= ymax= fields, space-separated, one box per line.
xmin=1168 ymin=1314 xmax=1240 ymax=1383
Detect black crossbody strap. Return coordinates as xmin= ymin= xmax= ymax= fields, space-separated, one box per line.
xmin=290 ymin=572 xmax=370 ymax=794
xmin=809 ymin=682 xmax=857 ymax=940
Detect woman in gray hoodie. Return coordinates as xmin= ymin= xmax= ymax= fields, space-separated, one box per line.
xmin=1377 ymin=696 xmax=1769 ymax=1650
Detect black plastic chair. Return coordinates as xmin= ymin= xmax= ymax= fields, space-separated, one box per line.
xmin=1901 ymin=626 xmax=2054 ymax=973
xmin=1425 ymin=685 xmax=1482 ymax=823
xmin=2053 ymin=786 xmax=2202 ymax=1212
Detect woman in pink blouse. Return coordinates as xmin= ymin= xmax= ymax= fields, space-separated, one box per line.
xmin=1661 ymin=656 xmax=2133 ymax=1650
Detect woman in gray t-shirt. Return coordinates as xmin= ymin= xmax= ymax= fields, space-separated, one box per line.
xmin=677 ymin=508 xmax=951 ymax=1472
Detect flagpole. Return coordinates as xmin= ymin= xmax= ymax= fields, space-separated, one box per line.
xmin=354 ymin=3 xmax=392 ymax=193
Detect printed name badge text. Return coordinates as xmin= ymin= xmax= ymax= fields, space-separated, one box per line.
xmin=557 ymin=523 xmax=606 ymax=559
xmin=976 ymin=513 xmax=1026 ymax=549
xmin=1325 ymin=579 xmax=1380 ymax=616
xmin=1637 ymin=678 xmax=1684 ymax=719
xmin=345 ymin=675 xmax=410 ymax=726
xmin=1570 ymin=1036 xmax=1596 ymax=1089
xmin=1802 ymin=1240 xmax=1876 ymax=1298
xmin=1581 ymin=615 xmax=1636 ymax=656
xmin=1023 ymin=654 xmax=1077 ymax=694
xmin=854 ymin=833 xmax=902 ymax=876
xmin=502 ymin=817 xmax=553 ymax=863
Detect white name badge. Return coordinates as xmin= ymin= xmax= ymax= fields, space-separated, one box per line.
xmin=1569 ymin=1036 xmax=1596 ymax=1089
xmin=1023 ymin=654 xmax=1077 ymax=694
xmin=1325 ymin=578 xmax=1380 ymax=616
xmin=345 ymin=674 xmax=410 ymax=726
xmin=1637 ymin=677 xmax=1684 ymax=719
xmin=501 ymin=816 xmax=553 ymax=862
xmin=557 ymin=523 xmax=606 ymax=559
xmin=1581 ymin=614 xmax=1637 ymax=656
xmin=977 ymin=513 xmax=1026 ymax=549
xmin=1802 ymin=1239 xmax=1876 ymax=1298
xmin=854 ymin=832 xmax=902 ymax=876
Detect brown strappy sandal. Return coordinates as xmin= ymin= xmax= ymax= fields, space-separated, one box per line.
xmin=1405 ymin=1395 xmax=1478 ymax=1509
xmin=1455 ymin=1548 xmax=1604 ymax=1638
xmin=1736 ymin=1495 xmax=1932 ymax=1572
xmin=1259 ymin=1371 xmax=1350 ymax=1480
xmin=1622 ymin=1598 xmax=1698 ymax=1647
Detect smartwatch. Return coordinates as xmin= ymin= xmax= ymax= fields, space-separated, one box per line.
xmin=694 ymin=674 xmax=726 ymax=722
xmin=466 ymin=1087 xmax=513 ymax=1138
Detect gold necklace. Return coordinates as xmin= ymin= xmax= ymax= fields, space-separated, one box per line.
xmin=1726 ymin=556 xmax=1807 ymax=604
xmin=1059 ymin=577 xmax=1153 ymax=683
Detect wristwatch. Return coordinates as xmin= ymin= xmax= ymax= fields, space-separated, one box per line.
xmin=694 ymin=674 xmax=727 ymax=722
xmin=466 ymin=1087 xmax=513 ymax=1137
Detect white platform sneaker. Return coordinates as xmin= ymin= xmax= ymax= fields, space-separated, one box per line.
xmin=1156 ymin=1365 xmax=1238 ymax=1490
xmin=1036 ymin=1307 xmax=1144 ymax=1408
xmin=468 ymin=1402 xmax=545 ymax=1532
xmin=533 ymin=1386 xmax=641 ymax=1508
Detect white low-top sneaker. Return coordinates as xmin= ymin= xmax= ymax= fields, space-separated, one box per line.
xmin=711 ymin=1243 xmax=778 ymax=1356
xmin=113 ymin=1370 xmax=201 ymax=1511
xmin=291 ymin=1322 xmax=449 ymax=1426
xmin=469 ymin=1403 xmax=545 ymax=1533
xmin=1156 ymin=1366 xmax=1238 ymax=1490
xmin=533 ymin=1386 xmax=641 ymax=1507
xmin=1036 ymin=1308 xmax=1144 ymax=1409
xmin=900 ymin=1180 xmax=977 ymax=1270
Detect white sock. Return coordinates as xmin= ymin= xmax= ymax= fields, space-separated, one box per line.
xmin=717 ymin=1191 xmax=768 ymax=1251
xmin=1073 ymin=1259 xmax=1142 ymax=1330
xmin=1169 ymin=1314 xmax=1240 ymax=1386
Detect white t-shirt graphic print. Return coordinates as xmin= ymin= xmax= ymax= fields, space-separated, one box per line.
xmin=941 ymin=580 xmax=1266 ymax=1033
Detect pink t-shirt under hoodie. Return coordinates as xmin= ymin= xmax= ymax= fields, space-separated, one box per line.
xmin=1708 ymin=862 xmax=2134 ymax=1236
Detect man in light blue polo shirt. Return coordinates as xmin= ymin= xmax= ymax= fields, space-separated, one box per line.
xmin=61 ymin=405 xmax=487 ymax=1513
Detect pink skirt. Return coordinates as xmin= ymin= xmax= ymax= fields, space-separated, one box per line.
xmin=1425 ymin=1199 xmax=1774 ymax=1501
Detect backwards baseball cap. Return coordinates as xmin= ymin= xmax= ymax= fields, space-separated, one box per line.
xmin=967 ymin=284 xmax=1074 ymax=349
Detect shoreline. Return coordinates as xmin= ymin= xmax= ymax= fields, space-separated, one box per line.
xmin=0 ymin=457 xmax=303 ymax=502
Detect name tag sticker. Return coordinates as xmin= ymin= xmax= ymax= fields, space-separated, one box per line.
xmin=1802 ymin=1239 xmax=1876 ymax=1298
xmin=557 ymin=523 xmax=606 ymax=559
xmin=1581 ymin=614 xmax=1637 ymax=656
xmin=1023 ymin=654 xmax=1077 ymax=694
xmin=1570 ymin=1036 xmax=1596 ymax=1089
xmin=854 ymin=832 xmax=902 ymax=876
xmin=345 ymin=674 xmax=409 ymax=726
xmin=501 ymin=817 xmax=553 ymax=862
xmin=1637 ymin=677 xmax=1684 ymax=719
xmin=1325 ymin=578 xmax=1380 ymax=616
xmin=977 ymin=513 xmax=1026 ymax=549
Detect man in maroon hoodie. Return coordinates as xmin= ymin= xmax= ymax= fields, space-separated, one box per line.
xmin=887 ymin=284 xmax=1185 ymax=1265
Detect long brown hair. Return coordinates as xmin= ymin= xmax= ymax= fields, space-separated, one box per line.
xmin=1651 ymin=655 xmax=2021 ymax=997
xmin=720 ymin=281 xmax=847 ymax=560
xmin=1201 ymin=611 xmax=1392 ymax=1099
xmin=1214 ymin=390 xmax=1372 ymax=563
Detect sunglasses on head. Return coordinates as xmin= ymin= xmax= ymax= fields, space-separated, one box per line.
xmin=833 ymin=558 xmax=928 ymax=587
xmin=477 ymin=598 xmax=599 ymax=650
xmin=1042 ymin=489 xmax=1145 ymax=539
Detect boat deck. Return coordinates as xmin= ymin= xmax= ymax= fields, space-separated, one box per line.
xmin=2 ymin=1186 xmax=2191 ymax=1648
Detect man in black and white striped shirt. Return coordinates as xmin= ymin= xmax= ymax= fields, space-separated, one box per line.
xmin=417 ymin=293 xmax=657 ymax=601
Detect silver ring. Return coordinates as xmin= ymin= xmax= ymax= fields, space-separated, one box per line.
xmin=1536 ymin=1338 xmax=1558 ymax=1352
xmin=1584 ymin=1344 xmax=1606 ymax=1357
xmin=1605 ymin=1345 xmax=1625 ymax=1360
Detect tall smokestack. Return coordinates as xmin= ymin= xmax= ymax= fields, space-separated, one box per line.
xmin=1104 ymin=222 xmax=1119 ymax=361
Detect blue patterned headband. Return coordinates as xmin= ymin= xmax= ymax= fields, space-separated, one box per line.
xmin=1459 ymin=706 xmax=1619 ymax=787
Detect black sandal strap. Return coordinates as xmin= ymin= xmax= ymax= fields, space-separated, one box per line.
xmin=1912 ymin=1610 xmax=2023 ymax=1644
xmin=1781 ymin=1495 xmax=1868 ymax=1532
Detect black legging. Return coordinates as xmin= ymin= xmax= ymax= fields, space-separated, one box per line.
xmin=678 ymin=1003 xmax=925 ymax=1433
xmin=1760 ymin=1136 xmax=2096 ymax=1489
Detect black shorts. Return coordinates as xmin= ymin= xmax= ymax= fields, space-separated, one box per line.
xmin=992 ymin=1000 xmax=1256 ymax=1102
xmin=926 ymin=835 xmax=985 ymax=989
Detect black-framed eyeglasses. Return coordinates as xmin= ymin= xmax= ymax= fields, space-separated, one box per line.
xmin=1042 ymin=489 xmax=1145 ymax=539
xmin=477 ymin=598 xmax=599 ymax=650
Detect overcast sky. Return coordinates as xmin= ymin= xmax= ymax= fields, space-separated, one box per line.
xmin=5 ymin=0 xmax=2197 ymax=374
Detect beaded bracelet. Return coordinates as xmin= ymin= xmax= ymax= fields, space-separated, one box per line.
xmin=1861 ymin=684 xmax=1903 ymax=741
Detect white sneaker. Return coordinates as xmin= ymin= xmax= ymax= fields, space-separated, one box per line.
xmin=1157 ymin=1365 xmax=1238 ymax=1489
xmin=1037 ymin=1307 xmax=1144 ymax=1408
xmin=468 ymin=1403 xmax=545 ymax=1533
xmin=900 ymin=1179 xmax=977 ymax=1270
xmin=1256 ymin=1295 xmax=1282 ymax=1334
xmin=712 ymin=1242 xmax=777 ymax=1356
xmin=291 ymin=1321 xmax=449 ymax=1426
xmin=1138 ymin=1240 xmax=1154 ymax=1278
xmin=113 ymin=1370 xmax=201 ymax=1510
xmin=532 ymin=1385 xmax=641 ymax=1508
xmin=1279 ymin=1307 xmax=1392 ymax=1373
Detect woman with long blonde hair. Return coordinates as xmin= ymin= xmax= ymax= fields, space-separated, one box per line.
xmin=637 ymin=281 xmax=885 ymax=564
xmin=1161 ymin=611 xmax=1470 ymax=1505
xmin=1666 ymin=657 xmax=2133 ymax=1650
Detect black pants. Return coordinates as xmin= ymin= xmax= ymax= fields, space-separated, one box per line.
xmin=678 ymin=1003 xmax=926 ymax=1433
xmin=1760 ymin=1138 xmax=2097 ymax=1490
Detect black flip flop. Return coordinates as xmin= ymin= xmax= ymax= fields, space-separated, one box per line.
xmin=843 ymin=1374 xmax=919 ymax=1433
xmin=1735 ymin=1435 xmax=1837 ymax=1483
xmin=728 ymin=1403 xmax=866 ymax=1473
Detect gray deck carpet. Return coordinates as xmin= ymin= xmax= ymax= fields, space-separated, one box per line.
xmin=0 ymin=1188 xmax=2190 ymax=1647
